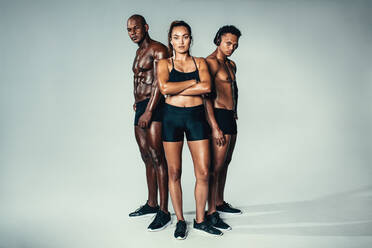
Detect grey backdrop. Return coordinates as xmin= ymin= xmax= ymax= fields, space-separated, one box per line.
xmin=1 ymin=0 xmax=371 ymax=247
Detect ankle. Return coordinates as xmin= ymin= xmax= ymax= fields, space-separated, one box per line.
xmin=160 ymin=207 xmax=169 ymax=214
xmin=147 ymin=201 xmax=158 ymax=207
xmin=207 ymin=210 xmax=216 ymax=215
xmin=195 ymin=217 xmax=205 ymax=224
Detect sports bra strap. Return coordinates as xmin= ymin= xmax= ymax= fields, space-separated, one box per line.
xmin=191 ymin=56 xmax=198 ymax=72
xmin=171 ymin=58 xmax=175 ymax=69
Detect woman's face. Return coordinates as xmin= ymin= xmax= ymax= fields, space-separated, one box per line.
xmin=170 ymin=26 xmax=191 ymax=54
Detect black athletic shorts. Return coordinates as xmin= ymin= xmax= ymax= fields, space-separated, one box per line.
xmin=214 ymin=108 xmax=237 ymax=135
xmin=162 ymin=103 xmax=210 ymax=142
xmin=134 ymin=98 xmax=164 ymax=126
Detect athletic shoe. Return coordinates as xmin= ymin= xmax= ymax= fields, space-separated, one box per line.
xmin=206 ymin=212 xmax=232 ymax=230
xmin=129 ymin=202 xmax=159 ymax=217
xmin=147 ymin=210 xmax=171 ymax=231
xmin=174 ymin=220 xmax=187 ymax=240
xmin=193 ymin=219 xmax=223 ymax=236
xmin=216 ymin=201 xmax=242 ymax=215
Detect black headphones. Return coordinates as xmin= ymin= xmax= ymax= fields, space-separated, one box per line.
xmin=213 ymin=28 xmax=223 ymax=46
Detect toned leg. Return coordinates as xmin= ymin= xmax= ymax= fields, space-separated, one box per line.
xmin=163 ymin=141 xmax=184 ymax=221
xmin=216 ymin=134 xmax=237 ymax=206
xmin=187 ymin=139 xmax=210 ymax=223
xmin=208 ymin=135 xmax=232 ymax=214
xmin=147 ymin=121 xmax=169 ymax=212
xmin=135 ymin=126 xmax=158 ymax=207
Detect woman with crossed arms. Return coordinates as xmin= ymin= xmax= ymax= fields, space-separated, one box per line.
xmin=157 ymin=20 xmax=223 ymax=240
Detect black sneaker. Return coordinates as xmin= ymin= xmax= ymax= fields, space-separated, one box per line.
xmin=174 ymin=220 xmax=187 ymax=240
xmin=193 ymin=219 xmax=223 ymax=236
xmin=148 ymin=210 xmax=171 ymax=231
xmin=206 ymin=212 xmax=232 ymax=231
xmin=216 ymin=201 xmax=242 ymax=215
xmin=129 ymin=202 xmax=159 ymax=217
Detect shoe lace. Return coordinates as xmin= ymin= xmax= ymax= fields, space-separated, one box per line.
xmin=224 ymin=201 xmax=233 ymax=208
xmin=152 ymin=211 xmax=163 ymax=224
xmin=176 ymin=221 xmax=186 ymax=232
xmin=205 ymin=220 xmax=215 ymax=230
xmin=214 ymin=214 xmax=224 ymax=225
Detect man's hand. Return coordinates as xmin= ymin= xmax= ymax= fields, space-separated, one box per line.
xmin=133 ymin=103 xmax=136 ymax=111
xmin=138 ymin=110 xmax=152 ymax=128
xmin=212 ymin=127 xmax=225 ymax=147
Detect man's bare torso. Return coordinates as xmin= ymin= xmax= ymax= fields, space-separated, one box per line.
xmin=206 ymin=54 xmax=236 ymax=110
xmin=132 ymin=40 xmax=167 ymax=102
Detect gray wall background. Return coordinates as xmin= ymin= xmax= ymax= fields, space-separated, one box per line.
xmin=1 ymin=0 xmax=371 ymax=247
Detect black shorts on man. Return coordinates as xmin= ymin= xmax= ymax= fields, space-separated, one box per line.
xmin=213 ymin=108 xmax=237 ymax=135
xmin=134 ymin=97 xmax=164 ymax=126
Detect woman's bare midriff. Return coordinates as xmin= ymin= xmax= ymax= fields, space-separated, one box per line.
xmin=165 ymin=95 xmax=203 ymax=107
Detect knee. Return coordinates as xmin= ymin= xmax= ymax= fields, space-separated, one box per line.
xmin=209 ymin=169 xmax=218 ymax=180
xmin=140 ymin=150 xmax=152 ymax=164
xmin=168 ymin=167 xmax=181 ymax=182
xmin=211 ymin=160 xmax=225 ymax=174
xmin=149 ymin=147 xmax=164 ymax=167
xmin=196 ymin=169 xmax=209 ymax=182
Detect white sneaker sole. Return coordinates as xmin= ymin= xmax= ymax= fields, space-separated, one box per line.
xmin=193 ymin=227 xmax=223 ymax=237
xmin=215 ymin=226 xmax=232 ymax=231
xmin=217 ymin=211 xmax=242 ymax=217
xmin=147 ymin=219 xmax=172 ymax=232
xmin=175 ymin=230 xmax=188 ymax=240
xmin=128 ymin=212 xmax=157 ymax=218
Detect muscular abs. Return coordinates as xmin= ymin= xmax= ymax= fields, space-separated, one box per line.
xmin=132 ymin=49 xmax=155 ymax=102
xmin=213 ymin=62 xmax=236 ymax=110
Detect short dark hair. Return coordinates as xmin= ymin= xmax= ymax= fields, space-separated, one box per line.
xmin=214 ymin=25 xmax=241 ymax=46
xmin=128 ymin=14 xmax=147 ymax=26
xmin=168 ymin=20 xmax=193 ymax=56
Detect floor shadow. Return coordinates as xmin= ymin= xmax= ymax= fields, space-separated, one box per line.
xmin=224 ymin=184 xmax=372 ymax=236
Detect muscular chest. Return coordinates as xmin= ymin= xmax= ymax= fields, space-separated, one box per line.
xmin=215 ymin=63 xmax=235 ymax=82
xmin=132 ymin=49 xmax=154 ymax=74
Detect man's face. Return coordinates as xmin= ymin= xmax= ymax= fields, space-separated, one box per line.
xmin=218 ymin=33 xmax=239 ymax=57
xmin=127 ymin=18 xmax=147 ymax=44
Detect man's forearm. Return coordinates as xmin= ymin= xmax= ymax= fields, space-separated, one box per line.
xmin=204 ymin=98 xmax=219 ymax=129
xmin=146 ymin=85 xmax=161 ymax=113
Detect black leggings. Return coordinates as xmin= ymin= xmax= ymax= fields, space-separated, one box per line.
xmin=162 ymin=103 xmax=210 ymax=142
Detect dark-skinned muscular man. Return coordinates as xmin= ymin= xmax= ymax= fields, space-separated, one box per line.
xmin=204 ymin=25 xmax=242 ymax=230
xmin=126 ymin=14 xmax=171 ymax=231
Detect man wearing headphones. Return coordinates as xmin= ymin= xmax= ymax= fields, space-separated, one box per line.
xmin=204 ymin=25 xmax=242 ymax=230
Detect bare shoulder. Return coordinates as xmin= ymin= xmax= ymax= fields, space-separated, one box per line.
xmin=158 ymin=58 xmax=168 ymax=66
xmin=206 ymin=54 xmax=217 ymax=60
xmin=158 ymin=58 xmax=172 ymax=70
xmin=205 ymin=56 xmax=219 ymax=75
xmin=193 ymin=57 xmax=208 ymax=67
xmin=228 ymin=59 xmax=237 ymax=69
xmin=151 ymin=41 xmax=168 ymax=52
xmin=151 ymin=40 xmax=169 ymax=59
xmin=205 ymin=55 xmax=218 ymax=66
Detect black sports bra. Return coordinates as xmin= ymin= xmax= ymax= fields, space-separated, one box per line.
xmin=168 ymin=57 xmax=200 ymax=82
